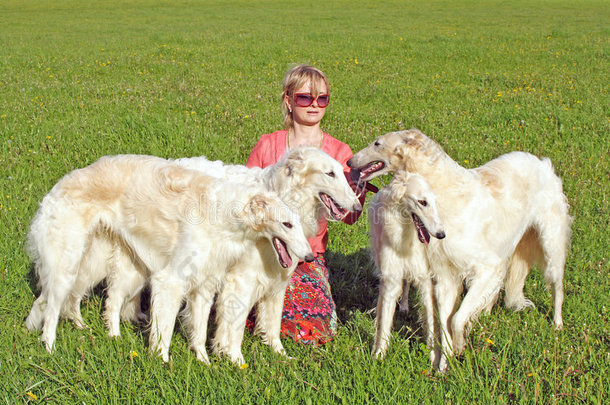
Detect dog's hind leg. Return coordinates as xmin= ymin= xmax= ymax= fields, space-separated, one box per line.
xmin=504 ymin=228 xmax=540 ymax=311
xmin=105 ymin=247 xmax=147 ymax=337
xmin=372 ymin=274 xmax=403 ymax=358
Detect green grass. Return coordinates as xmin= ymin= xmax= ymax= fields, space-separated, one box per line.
xmin=1 ymin=0 xmax=609 ymax=402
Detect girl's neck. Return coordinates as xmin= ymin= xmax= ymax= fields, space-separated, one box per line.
xmin=287 ymin=124 xmax=324 ymax=149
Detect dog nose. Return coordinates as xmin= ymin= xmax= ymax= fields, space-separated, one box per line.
xmin=304 ymin=253 xmax=314 ymax=263
xmin=347 ymin=157 xmax=355 ymax=168
xmin=436 ymin=231 xmax=446 ymax=239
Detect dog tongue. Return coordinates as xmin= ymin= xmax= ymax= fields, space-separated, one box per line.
xmin=412 ymin=214 xmax=431 ymax=244
xmin=273 ymin=237 xmax=293 ymax=268
xmin=321 ymin=193 xmax=348 ymax=220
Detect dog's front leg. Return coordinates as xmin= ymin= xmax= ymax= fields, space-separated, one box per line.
xmin=433 ymin=271 xmax=462 ymax=372
xmin=149 ymin=273 xmax=186 ymax=362
xmin=184 ymin=283 xmax=215 ymax=365
xmin=451 ymin=269 xmax=503 ymax=355
xmin=213 ymin=272 xmax=253 ymax=366
xmin=372 ymin=275 xmax=403 ymax=358
xmin=257 ymin=290 xmax=288 ymax=357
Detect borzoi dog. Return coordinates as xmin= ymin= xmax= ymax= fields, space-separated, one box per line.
xmin=178 ymin=148 xmax=362 ymax=365
xmin=349 ymin=129 xmax=571 ymax=370
xmin=56 ymin=148 xmax=361 ymax=364
xmin=25 ymin=155 xmax=313 ymax=363
xmin=368 ymin=171 xmax=445 ymax=358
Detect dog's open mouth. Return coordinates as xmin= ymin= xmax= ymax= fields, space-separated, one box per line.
xmin=412 ymin=213 xmax=431 ymax=245
xmin=359 ymin=161 xmax=385 ymax=180
xmin=272 ymin=237 xmax=292 ymax=268
xmin=319 ymin=192 xmax=348 ymax=220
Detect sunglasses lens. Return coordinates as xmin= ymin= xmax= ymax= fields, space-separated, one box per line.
xmin=295 ymin=94 xmax=314 ymax=107
xmin=317 ymin=94 xmax=330 ymax=108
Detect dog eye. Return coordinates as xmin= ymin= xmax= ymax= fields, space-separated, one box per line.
xmin=418 ymin=200 xmax=428 ymax=207
xmin=326 ymin=171 xmax=335 ymax=178
xmin=282 ymin=222 xmax=293 ymax=229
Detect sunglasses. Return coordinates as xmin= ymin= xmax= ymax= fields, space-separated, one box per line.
xmin=294 ymin=93 xmax=330 ymax=108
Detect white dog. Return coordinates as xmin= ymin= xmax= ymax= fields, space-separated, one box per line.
xmin=349 ymin=129 xmax=572 ymax=371
xmin=368 ymin=171 xmax=445 ymax=358
xmin=178 ymin=148 xmax=362 ymax=364
xmin=25 ymin=155 xmax=313 ymax=363
xmin=56 ymin=148 xmax=361 ymax=364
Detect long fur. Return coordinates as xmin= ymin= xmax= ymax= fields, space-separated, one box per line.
xmin=349 ymin=129 xmax=572 ymax=371
xmin=43 ymin=147 xmax=361 ymax=365
xmin=369 ymin=171 xmax=445 ymax=358
xmin=25 ymin=155 xmax=313 ymax=363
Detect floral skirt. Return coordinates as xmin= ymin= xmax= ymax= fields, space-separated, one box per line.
xmin=280 ymin=255 xmax=337 ymax=345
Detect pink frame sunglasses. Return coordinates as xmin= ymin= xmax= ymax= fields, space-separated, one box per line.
xmin=294 ymin=93 xmax=330 ymax=108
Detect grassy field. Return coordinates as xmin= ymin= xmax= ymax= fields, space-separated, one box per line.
xmin=1 ymin=0 xmax=609 ymax=402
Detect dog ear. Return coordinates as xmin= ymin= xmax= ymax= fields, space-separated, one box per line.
xmin=242 ymin=193 xmax=270 ymax=231
xmin=159 ymin=165 xmax=192 ymax=193
xmin=389 ymin=173 xmax=409 ymax=202
xmin=284 ymin=150 xmax=305 ymax=178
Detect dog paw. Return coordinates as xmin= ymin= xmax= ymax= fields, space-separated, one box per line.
xmin=372 ymin=347 xmax=387 ymax=360
xmin=194 ymin=347 xmax=210 ymax=365
xmin=136 ymin=312 xmax=149 ymax=323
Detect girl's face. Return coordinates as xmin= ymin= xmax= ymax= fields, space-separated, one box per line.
xmin=285 ymin=80 xmax=329 ymax=127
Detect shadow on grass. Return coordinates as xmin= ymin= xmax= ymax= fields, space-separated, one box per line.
xmin=326 ymin=248 xmax=428 ymax=344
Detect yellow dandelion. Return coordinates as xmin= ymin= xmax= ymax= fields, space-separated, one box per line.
xmin=244 ymin=115 xmax=249 ymax=119
xmin=486 ymin=338 xmax=495 ymax=345
xmin=26 ymin=392 xmax=38 ymax=400
xmin=1 ymin=114 xmax=6 ymax=118
xmin=464 ymin=160 xmax=469 ymax=164
xmin=240 ymin=363 xmax=249 ymax=370
xmin=49 ymin=75 xmax=53 ymax=78
xmin=354 ymin=58 xmax=359 ymax=64
xmin=130 ymin=350 xmax=138 ymax=358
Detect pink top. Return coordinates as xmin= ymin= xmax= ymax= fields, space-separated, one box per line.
xmin=246 ymin=130 xmax=365 ymax=255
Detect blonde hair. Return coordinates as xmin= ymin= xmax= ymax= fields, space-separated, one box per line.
xmin=281 ymin=64 xmax=330 ymax=130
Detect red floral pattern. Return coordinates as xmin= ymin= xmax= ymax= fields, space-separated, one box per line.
xmin=280 ymin=255 xmax=337 ymax=345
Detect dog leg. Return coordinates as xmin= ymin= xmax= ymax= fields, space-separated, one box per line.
xmin=258 ymin=290 xmax=288 ymax=357
xmin=64 ymin=293 xmax=86 ymax=329
xmin=418 ymin=276 xmax=436 ymax=347
xmin=26 ymin=294 xmax=46 ymax=331
xmin=398 ymin=279 xmax=410 ymax=313
xmin=184 ymin=285 xmax=214 ymax=365
xmin=451 ymin=271 xmax=503 ymax=355
xmin=213 ymin=274 xmax=252 ymax=366
xmin=106 ymin=266 xmax=146 ymax=337
xmin=433 ymin=272 xmax=461 ymax=372
xmin=40 ymin=271 xmax=78 ymax=353
xmin=149 ymin=274 xmax=186 ymax=362
xmin=372 ymin=275 xmax=403 ymax=358
xmin=504 ymin=229 xmax=539 ymax=311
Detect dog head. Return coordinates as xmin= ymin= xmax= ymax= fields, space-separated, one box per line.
xmin=390 ymin=171 xmax=445 ymax=244
xmin=347 ymin=129 xmax=443 ymax=181
xmin=241 ymin=191 xmax=314 ymax=268
xmin=270 ymin=147 xmax=362 ymax=223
